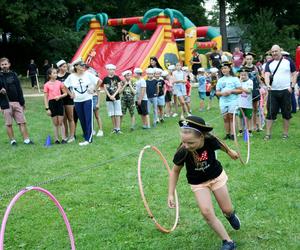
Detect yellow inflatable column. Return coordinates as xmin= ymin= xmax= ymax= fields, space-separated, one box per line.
xmin=157 ymin=13 xmax=172 ymax=42
xmin=90 ymin=19 xmax=104 ymax=45
xmin=184 ymin=27 xmax=197 ymax=68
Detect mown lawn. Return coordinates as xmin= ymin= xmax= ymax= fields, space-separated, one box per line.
xmin=0 ymin=83 xmax=299 ymax=250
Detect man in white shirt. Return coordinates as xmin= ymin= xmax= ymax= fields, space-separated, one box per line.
xmin=264 ymin=45 xmax=297 ymax=140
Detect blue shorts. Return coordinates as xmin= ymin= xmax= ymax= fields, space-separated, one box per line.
xmin=220 ymin=104 xmax=237 ymax=115
xmin=173 ymin=84 xmax=186 ymax=97
xmin=157 ymin=95 xmax=165 ymax=106
xmin=92 ymin=95 xmax=99 ymax=111
xmin=198 ymin=91 xmax=206 ymax=100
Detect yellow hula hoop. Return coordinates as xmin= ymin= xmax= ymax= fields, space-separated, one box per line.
xmin=137 ymin=145 xmax=179 ymax=233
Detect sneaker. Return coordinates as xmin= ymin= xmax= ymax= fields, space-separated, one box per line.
xmin=55 ymin=140 xmax=60 ymax=144
xmin=61 ymin=139 xmax=68 ymax=144
xmin=180 ymin=115 xmax=185 ymax=120
xmin=282 ymin=134 xmax=288 ymax=140
xmin=92 ymin=130 xmax=96 ymax=136
xmin=24 ymin=138 xmax=34 ymax=145
xmin=263 ymin=134 xmax=271 ymax=141
xmin=116 ymin=130 xmax=123 ymax=134
xmin=160 ymin=118 xmax=164 ymax=123
xmin=221 ymin=240 xmax=236 ymax=250
xmin=223 ymin=134 xmax=230 ymax=140
xmin=96 ymin=130 xmax=104 ymax=137
xmin=172 ymin=113 xmax=178 ymax=117
xmin=10 ymin=140 xmax=17 ymax=146
xmin=67 ymin=137 xmax=75 ymax=143
xmin=225 ymin=211 xmax=240 ymax=230
xmin=79 ymin=141 xmax=90 ymax=146
xmin=142 ymin=125 xmax=150 ymax=129
xmin=164 ymin=114 xmax=170 ymax=118
xmin=111 ymin=129 xmax=117 ymax=134
xmin=187 ymin=112 xmax=192 ymax=116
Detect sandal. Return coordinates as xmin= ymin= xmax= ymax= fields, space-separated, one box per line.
xmin=263 ymin=135 xmax=271 ymax=141
xmin=282 ymin=134 xmax=288 ymax=140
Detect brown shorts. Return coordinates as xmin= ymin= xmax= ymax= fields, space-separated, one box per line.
xmin=190 ymin=170 xmax=228 ymax=192
xmin=2 ymin=102 xmax=26 ymax=126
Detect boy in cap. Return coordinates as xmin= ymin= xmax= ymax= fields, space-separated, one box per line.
xmin=103 ymin=64 xmax=122 ymax=134
xmin=120 ymin=70 xmax=136 ymax=131
xmin=134 ymin=68 xmax=150 ymax=129
xmin=197 ymin=67 xmax=206 ymax=111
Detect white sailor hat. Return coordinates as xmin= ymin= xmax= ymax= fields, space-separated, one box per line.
xmin=72 ymin=58 xmax=84 ymax=66
xmin=161 ymin=70 xmax=169 ymax=77
xmin=167 ymin=65 xmax=175 ymax=70
xmin=133 ymin=68 xmax=143 ymax=74
xmin=210 ymin=67 xmax=219 ymax=73
xmin=122 ymin=70 xmax=132 ymax=76
xmin=56 ymin=60 xmax=67 ymax=68
xmin=105 ymin=64 xmax=116 ymax=70
xmin=146 ymin=68 xmax=155 ymax=74
xmin=154 ymin=68 xmax=163 ymax=74
xmin=281 ymin=51 xmax=290 ymax=56
xmin=197 ymin=67 xmax=205 ymax=72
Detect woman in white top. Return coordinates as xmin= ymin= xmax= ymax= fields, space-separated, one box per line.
xmin=64 ymin=58 xmax=101 ymax=146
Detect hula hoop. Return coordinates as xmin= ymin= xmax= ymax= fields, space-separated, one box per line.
xmin=137 ymin=145 xmax=179 ymax=233
xmin=232 ymin=107 xmax=251 ymax=164
xmin=0 ymin=186 xmax=75 ymax=250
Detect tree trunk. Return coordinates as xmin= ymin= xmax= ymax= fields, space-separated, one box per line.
xmin=219 ymin=0 xmax=228 ymax=51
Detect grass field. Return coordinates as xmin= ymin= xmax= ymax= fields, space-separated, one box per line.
xmin=0 ymin=81 xmax=299 ymax=250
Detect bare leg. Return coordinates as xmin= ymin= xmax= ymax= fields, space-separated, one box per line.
xmin=6 ymin=125 xmax=15 ymax=140
xmin=283 ymin=119 xmax=289 ymax=135
xmin=194 ymin=188 xmax=232 ymax=241
xmin=65 ymin=105 xmax=75 ymax=138
xmin=213 ymin=185 xmax=234 ymax=216
xmin=19 ymin=123 xmax=29 ymax=140
xmin=223 ymin=115 xmax=230 ymax=135
xmin=115 ymin=116 xmax=121 ymax=130
xmin=266 ymin=119 xmax=273 ymax=135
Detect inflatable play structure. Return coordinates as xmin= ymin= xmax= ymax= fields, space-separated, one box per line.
xmin=72 ymin=8 xmax=222 ymax=77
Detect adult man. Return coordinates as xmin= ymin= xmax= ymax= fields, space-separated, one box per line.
xmin=26 ymin=59 xmax=39 ymax=88
xmin=0 ymin=57 xmax=33 ymax=146
xmin=264 ymin=45 xmax=297 ymax=140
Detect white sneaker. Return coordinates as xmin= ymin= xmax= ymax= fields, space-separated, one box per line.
xmin=67 ymin=137 xmax=75 ymax=143
xmin=180 ymin=115 xmax=185 ymax=120
xmin=79 ymin=141 xmax=90 ymax=146
xmin=187 ymin=112 xmax=192 ymax=116
xmin=96 ymin=130 xmax=104 ymax=137
xmin=172 ymin=113 xmax=178 ymax=117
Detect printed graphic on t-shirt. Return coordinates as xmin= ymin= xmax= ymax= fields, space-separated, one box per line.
xmin=74 ymin=78 xmax=88 ymax=94
xmin=194 ymin=150 xmax=210 ymax=172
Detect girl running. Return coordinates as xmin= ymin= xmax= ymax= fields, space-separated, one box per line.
xmin=168 ymin=116 xmax=240 ymax=250
xmin=216 ymin=62 xmax=242 ymax=140
xmin=44 ymin=68 xmax=67 ymax=144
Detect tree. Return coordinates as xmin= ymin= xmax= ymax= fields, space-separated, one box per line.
xmin=218 ymin=0 xmax=228 ymax=50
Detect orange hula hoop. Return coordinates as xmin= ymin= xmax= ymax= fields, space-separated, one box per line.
xmin=137 ymin=145 xmax=179 ymax=233
xmin=232 ymin=107 xmax=251 ymax=164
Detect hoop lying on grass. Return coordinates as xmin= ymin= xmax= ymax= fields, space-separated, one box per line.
xmin=232 ymin=107 xmax=251 ymax=165
xmin=137 ymin=145 xmax=179 ymax=233
xmin=0 ymin=186 xmax=75 ymax=250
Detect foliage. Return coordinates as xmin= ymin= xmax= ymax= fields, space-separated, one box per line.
xmin=237 ymin=8 xmax=299 ymax=57
xmin=0 ymin=85 xmax=299 ymax=249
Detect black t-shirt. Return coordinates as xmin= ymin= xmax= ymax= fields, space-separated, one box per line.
xmin=146 ymin=79 xmax=158 ymax=98
xmin=210 ymin=53 xmax=222 ymax=68
xmin=103 ymin=75 xmax=121 ymax=101
xmin=245 ymin=65 xmax=260 ymax=97
xmin=157 ymin=78 xmax=165 ymax=97
xmin=173 ymin=136 xmax=223 ymax=184
xmin=28 ymin=63 xmax=37 ymax=75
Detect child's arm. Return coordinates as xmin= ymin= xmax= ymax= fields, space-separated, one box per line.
xmin=129 ymin=82 xmax=136 ymax=95
xmin=103 ymin=84 xmax=112 ymax=100
xmin=219 ymin=140 xmax=239 ymax=160
xmin=112 ymin=81 xmax=122 ymax=99
xmin=168 ymin=165 xmax=182 ymax=208
xmin=43 ymin=92 xmax=51 ymax=116
xmin=119 ymin=81 xmax=126 ymax=94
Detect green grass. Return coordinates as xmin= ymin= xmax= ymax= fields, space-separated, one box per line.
xmin=0 ymin=87 xmax=299 ymax=250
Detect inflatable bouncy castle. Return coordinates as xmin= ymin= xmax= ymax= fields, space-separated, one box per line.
xmin=72 ymin=8 xmax=222 ymax=77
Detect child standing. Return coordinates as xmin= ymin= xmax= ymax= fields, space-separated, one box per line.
xmin=237 ymin=68 xmax=253 ymax=136
xmin=172 ymin=62 xmax=188 ymax=119
xmin=208 ymin=67 xmax=219 ymax=110
xmin=120 ymin=70 xmax=136 ymax=131
xmin=216 ymin=62 xmax=242 ymax=140
xmin=44 ymin=68 xmax=67 ymax=144
xmin=168 ymin=116 xmax=240 ymax=250
xmin=163 ymin=70 xmax=173 ymax=117
xmin=146 ymin=68 xmax=159 ymax=127
xmin=103 ymin=64 xmax=122 ymax=134
xmin=183 ymin=66 xmax=192 ymax=115
xmin=134 ymin=68 xmax=150 ymax=129
xmin=197 ymin=68 xmax=206 ymax=111
xmin=155 ymin=68 xmax=166 ymax=123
